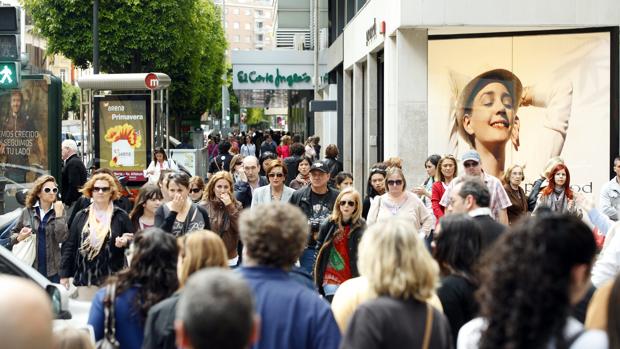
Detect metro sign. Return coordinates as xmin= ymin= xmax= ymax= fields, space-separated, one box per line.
xmin=0 ymin=61 xmax=19 ymax=89
xmin=145 ymin=73 xmax=159 ymax=90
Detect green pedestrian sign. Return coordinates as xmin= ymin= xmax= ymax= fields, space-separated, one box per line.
xmin=0 ymin=61 xmax=19 ymax=89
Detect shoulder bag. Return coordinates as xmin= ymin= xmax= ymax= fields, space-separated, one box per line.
xmin=12 ymin=209 xmax=37 ymax=266
xmin=421 ymin=303 xmax=434 ymax=349
xmin=96 ymin=283 xmax=120 ymax=349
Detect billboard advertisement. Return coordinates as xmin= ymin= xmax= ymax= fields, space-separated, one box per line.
xmin=96 ymin=95 xmax=150 ymax=181
xmin=0 ymin=80 xmax=49 ymax=183
xmin=428 ymin=29 xmax=616 ymax=199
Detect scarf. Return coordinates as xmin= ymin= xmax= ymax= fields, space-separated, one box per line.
xmin=549 ymin=187 xmax=568 ymax=213
xmin=79 ymin=202 xmax=113 ymax=261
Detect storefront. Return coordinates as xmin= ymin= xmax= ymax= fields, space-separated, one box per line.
xmin=324 ymin=0 xmax=619 ymax=198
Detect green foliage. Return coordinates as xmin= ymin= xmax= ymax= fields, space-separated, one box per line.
xmin=23 ymin=0 xmax=227 ymax=124
xmin=246 ymin=107 xmax=267 ymax=126
xmin=61 ymin=82 xmax=80 ymax=120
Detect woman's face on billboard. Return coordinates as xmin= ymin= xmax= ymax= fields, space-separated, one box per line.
xmin=464 ymin=82 xmax=515 ymax=146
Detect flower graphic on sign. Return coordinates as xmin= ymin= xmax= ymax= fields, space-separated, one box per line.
xmin=104 ymin=124 xmax=142 ymax=167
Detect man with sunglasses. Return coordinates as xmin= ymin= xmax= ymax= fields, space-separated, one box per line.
xmin=439 ymin=150 xmax=511 ymax=224
xmin=60 ymin=139 xmax=87 ymax=212
xmin=289 ymin=160 xmax=339 ymax=275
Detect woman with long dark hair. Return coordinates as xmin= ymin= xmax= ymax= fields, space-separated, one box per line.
xmin=88 ymin=227 xmax=179 ymax=348
xmin=533 ymin=163 xmax=581 ymax=217
xmin=200 ymin=171 xmax=242 ymax=266
xmin=413 ymin=154 xmax=441 ymax=225
xmin=145 ymin=147 xmax=178 ymax=184
xmin=361 ymin=164 xmax=387 ymax=219
xmin=433 ymin=214 xmax=482 ymax=344
xmin=314 ymin=188 xmax=366 ymax=302
xmin=431 ymin=155 xmax=458 ymax=222
xmin=128 ymin=184 xmax=163 ymax=231
xmin=457 ymin=214 xmax=606 ymax=349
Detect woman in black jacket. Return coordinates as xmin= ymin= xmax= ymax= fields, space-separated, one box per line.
xmin=60 ymin=173 xmax=135 ymax=300
xmin=361 ymin=164 xmax=387 ymax=219
xmin=155 ymin=172 xmax=210 ymax=236
xmin=314 ymin=187 xmax=366 ymax=301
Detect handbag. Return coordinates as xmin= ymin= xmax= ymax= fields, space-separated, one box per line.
xmin=96 ymin=283 xmax=120 ymax=349
xmin=12 ymin=209 xmax=37 ymax=266
xmin=421 ymin=303 xmax=434 ymax=349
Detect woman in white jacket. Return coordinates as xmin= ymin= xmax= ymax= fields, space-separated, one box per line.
xmin=144 ymin=148 xmax=178 ymax=184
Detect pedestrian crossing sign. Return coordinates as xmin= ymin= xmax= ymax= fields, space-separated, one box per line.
xmin=0 ymin=61 xmax=19 ymax=89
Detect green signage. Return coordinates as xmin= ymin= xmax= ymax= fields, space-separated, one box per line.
xmin=0 ymin=61 xmax=20 ymax=89
xmin=237 ymin=68 xmax=311 ymax=88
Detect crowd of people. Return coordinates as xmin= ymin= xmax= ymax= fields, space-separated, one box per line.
xmin=5 ymin=132 xmax=620 ymax=349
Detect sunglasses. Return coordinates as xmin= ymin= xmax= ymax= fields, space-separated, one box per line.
xmin=339 ymin=200 xmax=356 ymax=207
xmin=387 ymin=180 xmax=403 ymax=186
xmin=190 ymin=188 xmax=202 ymax=194
xmin=43 ymin=187 xmax=58 ymax=194
xmin=463 ymin=161 xmax=479 ymax=168
xmin=268 ymin=172 xmax=284 ymax=178
xmin=93 ymin=186 xmax=111 ymax=193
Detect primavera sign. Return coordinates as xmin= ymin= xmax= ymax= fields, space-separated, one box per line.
xmin=237 ymin=68 xmax=311 ymax=88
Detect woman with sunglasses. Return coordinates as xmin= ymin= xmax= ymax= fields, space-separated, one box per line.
xmin=314 ymin=188 xmax=366 ymax=302
xmin=252 ymin=159 xmax=295 ymax=207
xmin=188 ymin=176 xmax=205 ymax=203
xmin=367 ymin=167 xmax=433 ymax=238
xmin=200 ymin=171 xmax=242 ymax=266
xmin=362 ymin=163 xmax=387 ymax=219
xmin=10 ymin=175 xmax=68 ymax=282
xmin=60 ymin=173 xmax=135 ymax=301
xmin=129 ymin=184 xmax=163 ymax=231
xmin=155 ymin=172 xmax=211 ymax=237
xmin=229 ymin=154 xmax=245 ymax=184
xmin=289 ymin=155 xmax=313 ymax=190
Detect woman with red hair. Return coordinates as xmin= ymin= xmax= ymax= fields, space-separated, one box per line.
xmin=533 ymin=163 xmax=581 ymax=217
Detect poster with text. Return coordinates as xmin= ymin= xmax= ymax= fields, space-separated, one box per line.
xmin=98 ymin=96 xmax=149 ymax=181
xmin=0 ymin=80 xmax=49 ymax=183
xmin=428 ymin=31 xmax=613 ymax=199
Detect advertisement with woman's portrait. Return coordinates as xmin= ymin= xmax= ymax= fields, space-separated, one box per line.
xmin=428 ymin=30 xmax=614 ymax=199
xmin=0 ymin=81 xmax=49 ymax=184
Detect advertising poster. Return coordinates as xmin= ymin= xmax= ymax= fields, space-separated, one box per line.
xmin=428 ymin=30 xmax=614 ymax=199
xmin=0 ymin=80 xmax=49 ymax=184
xmin=97 ymin=96 xmax=149 ymax=181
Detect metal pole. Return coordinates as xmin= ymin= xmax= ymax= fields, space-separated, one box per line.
xmin=93 ymin=0 xmax=99 ymax=74
xmin=166 ymin=89 xmax=170 ymax=153
xmin=313 ymin=0 xmax=319 ymax=99
xmin=221 ymin=0 xmax=228 ymax=131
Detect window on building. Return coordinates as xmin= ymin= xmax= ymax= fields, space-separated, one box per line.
xmin=257 ymin=47 xmax=263 ymax=51
xmin=233 ymin=8 xmax=239 ymax=15
xmin=59 ymin=69 xmax=67 ymax=82
xmin=245 ymin=23 xmax=251 ymax=30
xmin=233 ymin=22 xmax=239 ymax=29
xmin=256 ymin=9 xmax=264 ymax=16
xmin=256 ymin=34 xmax=264 ymax=42
xmin=256 ymin=21 xmax=263 ymax=29
xmin=245 ymin=9 xmax=252 ymax=15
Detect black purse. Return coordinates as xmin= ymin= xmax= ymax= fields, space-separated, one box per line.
xmin=96 ymin=283 xmax=120 ymax=349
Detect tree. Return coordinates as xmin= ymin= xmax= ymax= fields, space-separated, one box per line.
xmin=61 ymin=82 xmax=80 ymax=120
xmin=23 ymin=0 xmax=226 ymax=126
xmin=246 ymin=107 xmax=267 ymax=126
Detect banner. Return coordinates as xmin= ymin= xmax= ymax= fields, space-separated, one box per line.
xmin=97 ymin=96 xmax=149 ymax=181
xmin=428 ymin=30 xmax=613 ymax=199
xmin=0 ymin=80 xmax=49 ymax=183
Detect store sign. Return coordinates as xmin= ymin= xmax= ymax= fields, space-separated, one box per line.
xmin=366 ymin=18 xmax=385 ymax=47
xmin=233 ymin=64 xmax=324 ymax=90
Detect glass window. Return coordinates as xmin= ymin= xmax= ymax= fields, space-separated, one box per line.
xmin=245 ymin=23 xmax=251 ymax=30
xmin=256 ymin=21 xmax=263 ymax=29
xmin=256 ymin=9 xmax=264 ymax=16
xmin=256 ymin=34 xmax=264 ymax=42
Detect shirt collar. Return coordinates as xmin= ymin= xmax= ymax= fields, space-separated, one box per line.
xmin=469 ymin=207 xmax=492 ymax=218
xmin=34 ymin=201 xmax=53 ymax=217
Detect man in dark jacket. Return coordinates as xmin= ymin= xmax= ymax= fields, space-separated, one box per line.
xmin=208 ymin=141 xmax=233 ymax=175
xmin=260 ymin=134 xmax=277 ymax=156
xmin=60 ymin=139 xmax=87 ymax=210
xmin=289 ymin=160 xmax=339 ymax=274
xmin=447 ymin=177 xmax=506 ymax=251
xmin=284 ymin=142 xmax=305 ymax=185
xmin=234 ymin=156 xmax=268 ymax=208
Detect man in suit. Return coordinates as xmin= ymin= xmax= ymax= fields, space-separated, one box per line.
xmin=61 ymin=139 xmax=87 ymax=212
xmin=447 ymin=176 xmax=506 ymax=251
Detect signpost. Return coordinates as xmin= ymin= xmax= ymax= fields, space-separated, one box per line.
xmin=144 ymin=73 xmax=159 ymax=90
xmin=0 ymin=6 xmax=21 ymax=90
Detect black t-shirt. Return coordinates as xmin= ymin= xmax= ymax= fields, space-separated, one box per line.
xmin=208 ymin=153 xmax=233 ymax=173
xmin=308 ymin=190 xmax=332 ymax=232
xmin=437 ymin=275 xmax=479 ymax=344
xmin=340 ymin=296 xmax=453 ymax=349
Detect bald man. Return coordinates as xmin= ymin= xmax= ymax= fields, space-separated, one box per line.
xmin=0 ymin=275 xmax=54 ymax=349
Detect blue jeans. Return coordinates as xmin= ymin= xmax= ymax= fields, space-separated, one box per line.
xmin=299 ymin=247 xmax=317 ymax=276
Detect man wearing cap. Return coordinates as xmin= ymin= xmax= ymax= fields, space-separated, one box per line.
xmin=440 ymin=149 xmax=511 ymax=224
xmin=289 ymin=160 xmax=339 ymax=275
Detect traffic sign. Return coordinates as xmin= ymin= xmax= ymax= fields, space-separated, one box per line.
xmin=144 ymin=73 xmax=159 ymax=90
xmin=0 ymin=61 xmax=19 ymax=89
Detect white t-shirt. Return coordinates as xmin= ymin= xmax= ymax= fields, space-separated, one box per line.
xmin=457 ymin=317 xmax=608 ymax=349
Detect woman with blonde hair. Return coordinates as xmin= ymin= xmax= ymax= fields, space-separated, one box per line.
xmin=502 ymin=164 xmax=529 ymax=224
xmin=339 ymin=218 xmax=452 ymax=348
xmin=276 ymin=135 xmax=292 ymax=159
xmin=200 ymin=171 xmax=242 ymax=266
xmin=367 ymin=167 xmax=433 ymax=238
xmin=10 ymin=175 xmax=68 ymax=282
xmin=60 ymin=173 xmax=135 ymax=300
xmin=314 ymin=188 xmax=366 ymax=301
xmin=143 ymin=230 xmax=228 ymax=349
xmin=53 ymin=327 xmax=95 ymax=349
xmin=229 ymin=154 xmax=245 ymax=184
